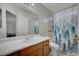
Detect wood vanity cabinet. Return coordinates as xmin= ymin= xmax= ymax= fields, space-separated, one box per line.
xmin=7 ymin=40 xmax=49 ymax=56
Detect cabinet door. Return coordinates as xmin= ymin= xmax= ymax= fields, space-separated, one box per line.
xmin=44 ymin=45 xmax=49 ymax=56
xmin=43 ymin=40 xmax=49 ymax=56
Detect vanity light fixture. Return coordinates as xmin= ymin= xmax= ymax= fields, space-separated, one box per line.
xmin=24 ymin=3 xmax=35 ymax=8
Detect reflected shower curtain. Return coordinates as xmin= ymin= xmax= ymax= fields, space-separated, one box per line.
xmin=53 ymin=5 xmax=78 ymax=52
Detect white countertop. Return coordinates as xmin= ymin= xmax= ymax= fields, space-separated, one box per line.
xmin=0 ymin=35 xmax=50 ymax=56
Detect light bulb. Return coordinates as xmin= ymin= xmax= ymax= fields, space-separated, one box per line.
xmin=31 ymin=3 xmax=34 ymax=6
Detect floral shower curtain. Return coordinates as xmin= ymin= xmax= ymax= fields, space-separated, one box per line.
xmin=53 ymin=5 xmax=78 ymax=52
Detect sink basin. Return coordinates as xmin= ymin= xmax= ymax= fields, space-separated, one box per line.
xmin=22 ymin=38 xmax=33 ymax=43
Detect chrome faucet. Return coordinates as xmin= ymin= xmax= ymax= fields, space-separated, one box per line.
xmin=25 ymin=36 xmax=30 ymax=40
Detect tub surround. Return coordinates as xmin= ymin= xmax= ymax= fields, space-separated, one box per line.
xmin=0 ymin=35 xmax=50 ymax=56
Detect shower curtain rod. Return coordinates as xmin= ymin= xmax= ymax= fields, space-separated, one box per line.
xmin=53 ymin=3 xmax=78 ymax=14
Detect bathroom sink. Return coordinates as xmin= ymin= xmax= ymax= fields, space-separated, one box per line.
xmin=22 ymin=36 xmax=33 ymax=43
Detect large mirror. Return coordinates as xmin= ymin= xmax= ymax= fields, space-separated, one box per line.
xmin=0 ymin=9 xmax=2 ymax=28
xmin=6 ymin=11 xmax=16 ymax=37
xmin=32 ymin=20 xmax=39 ymax=34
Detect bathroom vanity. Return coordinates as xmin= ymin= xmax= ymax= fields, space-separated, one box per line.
xmin=0 ymin=36 xmax=50 ymax=56
xmin=8 ymin=40 xmax=49 ymax=56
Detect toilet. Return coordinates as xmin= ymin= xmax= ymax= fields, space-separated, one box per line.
xmin=49 ymin=41 xmax=59 ymax=56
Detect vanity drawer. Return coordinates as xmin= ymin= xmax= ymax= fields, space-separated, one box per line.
xmin=43 ymin=40 xmax=49 ymax=46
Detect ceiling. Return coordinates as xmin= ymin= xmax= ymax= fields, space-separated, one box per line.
xmin=8 ymin=3 xmax=77 ymax=17
xmin=10 ymin=3 xmax=52 ymax=18
xmin=42 ymin=3 xmax=75 ymax=13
